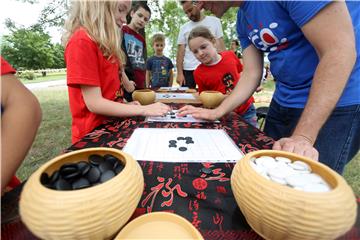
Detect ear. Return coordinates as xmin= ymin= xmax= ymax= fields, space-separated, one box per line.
xmin=130 ymin=10 xmax=135 ymax=18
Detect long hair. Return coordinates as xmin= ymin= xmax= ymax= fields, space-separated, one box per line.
xmin=62 ymin=0 xmax=125 ymax=64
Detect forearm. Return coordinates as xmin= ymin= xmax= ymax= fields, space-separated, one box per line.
xmin=176 ymin=46 xmax=185 ymax=74
xmin=292 ymin=48 xmax=355 ymax=142
xmin=169 ymin=71 xmax=174 ymax=86
xmin=1 ymin=95 xmax=42 ymax=191
xmin=145 ymin=71 xmax=151 ymax=88
xmin=217 ymin=70 xmax=261 ymax=117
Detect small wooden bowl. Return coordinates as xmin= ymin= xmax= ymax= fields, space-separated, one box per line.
xmin=231 ymin=150 xmax=357 ymax=240
xmin=132 ymin=89 xmax=155 ymax=105
xmin=19 ymin=148 xmax=144 ymax=240
xmin=199 ymin=91 xmax=225 ymax=108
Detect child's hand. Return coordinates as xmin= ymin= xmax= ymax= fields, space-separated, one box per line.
xmin=123 ymin=80 xmax=136 ymax=93
xmin=177 ymin=105 xmax=219 ymax=121
xmin=143 ymin=102 xmax=170 ymax=116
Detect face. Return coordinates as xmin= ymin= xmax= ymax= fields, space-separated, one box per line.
xmin=153 ymin=41 xmax=165 ymax=55
xmin=130 ymin=7 xmax=150 ymax=31
xmin=182 ymin=1 xmax=201 ymax=22
xmin=115 ymin=0 xmax=131 ymax=28
xmin=189 ymin=37 xmax=218 ymax=65
xmin=230 ymin=41 xmax=237 ymax=50
xmin=196 ymin=1 xmax=240 ymax=18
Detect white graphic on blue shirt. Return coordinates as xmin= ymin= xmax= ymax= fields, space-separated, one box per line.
xmin=248 ymin=22 xmax=288 ymax=52
xmin=124 ymin=33 xmax=145 ymax=69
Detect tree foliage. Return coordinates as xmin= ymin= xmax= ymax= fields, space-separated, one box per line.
xmin=1 ymin=23 xmax=64 ymax=70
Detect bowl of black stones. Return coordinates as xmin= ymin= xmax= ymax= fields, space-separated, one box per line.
xmin=19 ymin=147 xmax=144 ymax=240
xmin=231 ymin=150 xmax=357 ymax=240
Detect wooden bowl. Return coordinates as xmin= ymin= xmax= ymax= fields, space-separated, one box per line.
xmin=19 ymin=148 xmax=144 ymax=240
xmin=132 ymin=89 xmax=155 ymax=105
xmin=231 ymin=150 xmax=357 ymax=240
xmin=199 ymin=91 xmax=225 ymax=108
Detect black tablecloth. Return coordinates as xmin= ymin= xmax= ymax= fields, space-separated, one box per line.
xmin=2 ymin=112 xmax=359 ymax=240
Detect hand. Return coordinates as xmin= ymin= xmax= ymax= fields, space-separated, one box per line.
xmin=272 ymin=135 xmax=319 ymax=161
xmin=127 ymin=101 xmax=140 ymax=105
xmin=177 ymin=105 xmax=219 ymax=121
xmin=123 ymin=80 xmax=136 ymax=93
xmin=143 ymin=102 xmax=171 ymax=116
xmin=176 ymin=73 xmax=185 ymax=86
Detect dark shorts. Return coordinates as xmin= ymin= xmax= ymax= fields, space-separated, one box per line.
xmin=182 ymin=70 xmax=196 ymax=89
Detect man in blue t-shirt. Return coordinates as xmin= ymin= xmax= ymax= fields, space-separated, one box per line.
xmin=179 ymin=1 xmax=360 ymax=174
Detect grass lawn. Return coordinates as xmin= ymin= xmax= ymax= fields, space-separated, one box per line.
xmin=16 ymin=81 xmax=360 ymax=196
xmin=20 ymin=71 xmax=66 ymax=84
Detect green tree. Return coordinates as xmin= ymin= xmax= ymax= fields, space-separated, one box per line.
xmin=51 ymin=43 xmax=65 ymax=68
xmin=1 ymin=22 xmax=55 ymax=71
xmin=146 ymin=0 xmax=187 ymax=61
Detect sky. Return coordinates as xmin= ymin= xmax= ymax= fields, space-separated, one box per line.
xmin=0 ymin=0 xmax=62 ymax=43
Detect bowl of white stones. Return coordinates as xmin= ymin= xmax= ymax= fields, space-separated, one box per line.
xmin=231 ymin=150 xmax=357 ymax=240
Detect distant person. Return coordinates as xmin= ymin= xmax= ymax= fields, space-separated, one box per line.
xmin=1 ymin=56 xmax=42 ymax=193
xmin=146 ymin=33 xmax=174 ymax=88
xmin=176 ymin=0 xmax=225 ymax=88
xmin=62 ymin=0 xmax=170 ymax=143
xmin=188 ymin=26 xmax=257 ymax=127
xmin=179 ymin=1 xmax=360 ymax=174
xmin=230 ymin=39 xmax=242 ymax=59
xmin=121 ymin=2 xmax=151 ymax=101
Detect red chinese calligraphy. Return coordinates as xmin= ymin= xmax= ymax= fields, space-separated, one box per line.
xmin=141 ymin=177 xmax=188 ymax=212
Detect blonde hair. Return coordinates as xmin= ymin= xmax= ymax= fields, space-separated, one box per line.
xmin=152 ymin=33 xmax=165 ymax=44
xmin=62 ymin=0 xmax=125 ymax=64
xmin=188 ymin=26 xmax=216 ymax=45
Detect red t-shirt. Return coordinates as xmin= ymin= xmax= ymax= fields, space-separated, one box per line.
xmin=121 ymin=25 xmax=146 ymax=89
xmin=65 ymin=28 xmax=122 ymax=143
xmin=194 ymin=51 xmax=254 ymax=115
xmin=1 ymin=57 xmax=16 ymax=75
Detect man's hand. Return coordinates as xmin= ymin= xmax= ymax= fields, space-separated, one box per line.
xmin=123 ymin=80 xmax=136 ymax=93
xmin=272 ymin=135 xmax=319 ymax=161
xmin=177 ymin=105 xmax=219 ymax=121
xmin=176 ymin=72 xmax=186 ymax=86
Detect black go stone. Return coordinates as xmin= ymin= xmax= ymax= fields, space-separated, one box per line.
xmin=77 ymin=161 xmax=91 ymax=176
xmin=54 ymin=178 xmax=72 ymax=191
xmin=100 ymin=170 xmax=115 ymax=183
xmin=169 ymin=140 xmax=177 ymax=144
xmin=170 ymin=111 xmax=175 ymax=115
xmin=179 ymin=147 xmax=187 ymax=152
xmin=40 ymin=172 xmax=50 ymax=185
xmin=169 ymin=144 xmax=177 ymax=148
xmin=177 ymin=137 xmax=185 ymax=140
xmin=104 ymin=154 xmax=119 ymax=168
xmin=99 ymin=161 xmax=113 ymax=173
xmin=86 ymin=166 xmax=101 ymax=183
xmin=171 ymin=116 xmax=176 ymax=119
xmin=185 ymin=137 xmax=192 ymax=141
xmin=49 ymin=170 xmax=60 ymax=185
xmin=72 ymin=178 xmax=91 ymax=190
xmin=88 ymin=154 xmax=104 ymax=166
xmin=115 ymin=164 xmax=124 ymax=174
xmin=186 ymin=140 xmax=194 ymax=144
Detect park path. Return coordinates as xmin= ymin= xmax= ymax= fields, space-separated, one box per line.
xmin=25 ymin=79 xmax=66 ymax=90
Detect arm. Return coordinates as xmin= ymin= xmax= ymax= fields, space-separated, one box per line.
xmin=273 ymin=2 xmax=356 ymax=160
xmin=145 ymin=70 xmax=151 ymax=88
xmin=121 ymin=70 xmax=136 ymax=92
xmin=176 ymin=44 xmax=186 ymax=86
xmin=168 ymin=69 xmax=174 ymax=87
xmin=216 ymin=37 xmax=226 ymax=52
xmin=80 ymin=85 xmax=170 ymax=116
xmin=178 ymin=45 xmax=263 ymax=119
xmin=1 ymin=74 xmax=42 ymax=192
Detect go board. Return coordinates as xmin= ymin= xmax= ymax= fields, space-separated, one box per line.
xmin=123 ymin=128 xmax=244 ymax=162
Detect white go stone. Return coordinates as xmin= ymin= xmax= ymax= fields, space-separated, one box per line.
xmin=275 ymin=156 xmax=292 ymax=164
xmin=303 ymin=183 xmax=331 ymax=193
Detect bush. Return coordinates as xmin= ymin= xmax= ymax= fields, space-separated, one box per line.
xmin=19 ymin=70 xmax=36 ymax=80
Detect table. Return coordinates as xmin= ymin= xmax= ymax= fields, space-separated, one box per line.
xmin=2 ymin=109 xmax=359 ymax=240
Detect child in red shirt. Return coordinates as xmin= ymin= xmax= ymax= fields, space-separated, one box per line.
xmin=62 ymin=1 xmax=170 ymax=143
xmin=187 ymin=26 xmax=257 ymax=127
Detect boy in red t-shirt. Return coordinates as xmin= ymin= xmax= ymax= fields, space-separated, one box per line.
xmin=184 ymin=26 xmax=257 ymax=127
xmin=62 ymin=1 xmax=169 ymax=143
xmin=121 ymin=2 xmax=151 ymax=101
xmin=1 ymin=56 xmax=42 ymax=193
